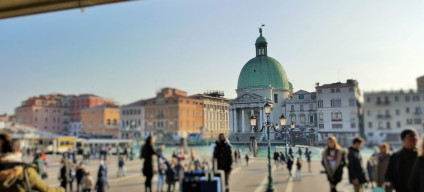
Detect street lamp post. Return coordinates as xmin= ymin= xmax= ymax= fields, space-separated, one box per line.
xmin=249 ymin=102 xmax=294 ymax=192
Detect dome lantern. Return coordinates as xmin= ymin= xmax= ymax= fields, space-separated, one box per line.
xmin=255 ymin=25 xmax=268 ymax=57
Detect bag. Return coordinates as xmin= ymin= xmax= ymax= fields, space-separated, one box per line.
xmin=199 ymin=177 xmax=221 ymax=192
xmin=372 ymin=187 xmax=385 ymax=192
xmin=42 ymin=172 xmax=48 ymax=179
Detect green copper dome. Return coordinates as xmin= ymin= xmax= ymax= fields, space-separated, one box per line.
xmin=237 ymin=56 xmax=290 ymax=90
xmin=256 ymin=36 xmax=267 ymax=44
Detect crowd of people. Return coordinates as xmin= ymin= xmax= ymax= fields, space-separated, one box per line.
xmin=321 ymin=129 xmax=424 ymax=192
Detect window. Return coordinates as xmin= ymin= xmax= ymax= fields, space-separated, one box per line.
xmin=319 ymin=113 xmax=323 ymax=121
xmin=290 ymin=115 xmax=296 ymax=123
xmin=34 ymin=117 xmax=38 ymax=122
xmin=368 ymin=122 xmax=372 ymax=128
xmin=309 ymin=104 xmax=313 ymax=110
xmin=396 ymin=109 xmax=400 ymax=116
xmin=274 ymin=94 xmax=278 ymax=103
xmin=317 ymin=89 xmax=322 ymax=94
xmin=336 ymin=88 xmax=340 ymax=93
xmin=366 ymin=97 xmax=371 ymax=103
xmin=309 ymin=116 xmax=314 ymax=123
xmin=318 ymin=100 xmax=323 ymax=108
xmin=413 ymin=95 xmax=420 ymax=101
xmin=367 ymin=110 xmax=371 ymax=116
xmin=414 ymin=118 xmax=422 ymax=124
xmin=415 ymin=107 xmax=422 ymax=114
xmin=331 ymin=112 xmax=342 ymax=121
xmin=386 ymin=122 xmax=391 ymax=129
xmin=45 ymin=118 xmax=48 ymax=122
xmin=107 ymin=119 xmax=111 ymax=125
xmin=331 ymin=99 xmax=341 ymax=107
xmin=331 ymin=89 xmax=335 ymax=93
xmin=349 ymin=87 xmax=354 ymax=92
xmin=397 ymin=121 xmax=401 ymax=128
xmin=407 ymin=119 xmax=413 ymax=125
xmin=300 ymin=115 xmax=305 ymax=123
xmin=291 ymin=105 xmax=294 ymax=111
xmin=406 ymin=107 xmax=410 ymax=113
xmin=300 ymin=105 xmax=304 ymax=111
xmin=332 ymin=124 xmax=343 ymax=129
xmin=319 ymin=124 xmax=324 ymax=129
xmin=299 ymin=94 xmax=304 ymax=99
xmin=395 ymin=96 xmax=399 ymax=102
xmin=349 ymin=99 xmax=355 ymax=106
xmin=405 ymin=96 xmax=410 ymax=102
xmin=351 ymin=123 xmax=356 ymax=128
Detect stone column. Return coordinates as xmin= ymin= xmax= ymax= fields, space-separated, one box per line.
xmin=260 ymin=107 xmax=263 ymax=129
xmin=229 ymin=110 xmax=233 ymax=133
xmin=234 ymin=108 xmax=238 ymax=132
xmin=241 ymin=109 xmax=245 ymax=133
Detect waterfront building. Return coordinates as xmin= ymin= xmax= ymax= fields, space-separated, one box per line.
xmin=69 ymin=94 xmax=113 ymax=136
xmin=417 ymin=75 xmax=424 ymax=93
xmin=190 ymin=91 xmax=230 ymax=141
xmin=81 ymin=104 xmax=120 ymax=138
xmin=229 ymin=28 xmax=293 ymax=142
xmin=364 ymin=76 xmax=424 ymax=145
xmin=315 ymin=80 xmax=363 ymax=146
xmin=15 ymin=94 xmax=67 ymax=134
xmin=285 ymin=90 xmax=317 ymax=145
xmin=144 ymin=88 xmax=203 ymax=143
xmin=119 ymin=100 xmax=145 ymax=139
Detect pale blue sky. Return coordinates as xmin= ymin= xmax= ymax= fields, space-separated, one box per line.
xmin=1 ymin=0 xmax=424 ymax=114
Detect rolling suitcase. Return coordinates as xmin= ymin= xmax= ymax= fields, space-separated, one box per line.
xmin=200 ymin=176 xmax=221 ymax=192
xmin=182 ymin=170 xmax=203 ymax=192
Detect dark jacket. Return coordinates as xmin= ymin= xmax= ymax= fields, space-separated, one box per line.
xmin=60 ymin=164 xmax=71 ymax=183
xmin=213 ymin=140 xmax=233 ymax=173
xmin=76 ymin=166 xmax=86 ymax=183
xmin=409 ymin=156 xmax=424 ymax=192
xmin=95 ymin=164 xmax=108 ymax=192
xmin=141 ymin=143 xmax=156 ymax=177
xmin=385 ymin=148 xmax=417 ymax=192
xmin=273 ymin=152 xmax=279 ymax=160
xmin=165 ymin=161 xmax=177 ymax=184
xmin=286 ymin=157 xmax=293 ymax=170
xmin=322 ymin=148 xmax=347 ymax=185
xmin=347 ymin=147 xmax=367 ymax=184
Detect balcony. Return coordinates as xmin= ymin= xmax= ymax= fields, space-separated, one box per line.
xmin=376 ymin=101 xmax=390 ymax=106
xmin=377 ymin=114 xmax=391 ymax=119
xmin=331 ymin=119 xmax=342 ymax=122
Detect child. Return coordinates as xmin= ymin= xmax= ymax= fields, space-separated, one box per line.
xmin=117 ymin=156 xmax=125 ymax=177
xmin=82 ymin=171 xmax=94 ymax=192
xmin=295 ymin=158 xmax=302 ymax=181
xmin=165 ymin=158 xmax=177 ymax=192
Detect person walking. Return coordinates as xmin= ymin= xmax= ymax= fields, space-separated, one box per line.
xmin=33 ymin=153 xmax=46 ymax=179
xmin=409 ymin=134 xmax=424 ymax=192
xmin=286 ymin=155 xmax=294 ymax=178
xmin=289 ymin=147 xmax=293 ymax=157
xmin=306 ymin=150 xmax=312 ymax=173
xmin=140 ymin=135 xmax=157 ymax=192
xmin=165 ymin=158 xmax=177 ymax=192
xmin=0 ymin=134 xmax=64 ymax=192
xmin=385 ymin=129 xmax=418 ymax=192
xmin=76 ymin=162 xmax=87 ymax=192
xmin=297 ymin=148 xmax=303 ymax=158
xmin=295 ymin=158 xmax=302 ymax=181
xmin=117 ymin=156 xmax=125 ymax=177
xmin=213 ymin=133 xmax=233 ymax=192
xmin=82 ymin=171 xmax=94 ymax=192
xmin=59 ymin=158 xmax=73 ymax=192
xmin=279 ymin=152 xmax=286 ymax=167
xmin=322 ymin=136 xmax=347 ymax=192
xmin=273 ymin=149 xmax=280 ymax=167
xmin=347 ymin=137 xmax=367 ymax=192
xmin=157 ymin=157 xmax=166 ymax=192
xmin=245 ymin=153 xmax=250 ymax=167
xmin=373 ymin=143 xmax=391 ymax=188
xmin=234 ymin=150 xmax=238 ymax=165
xmin=95 ymin=160 xmax=109 ymax=192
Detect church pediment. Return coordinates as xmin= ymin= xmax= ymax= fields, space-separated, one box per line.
xmin=230 ymin=92 xmax=270 ymax=104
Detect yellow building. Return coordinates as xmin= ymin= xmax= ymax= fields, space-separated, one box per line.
xmin=81 ymin=104 xmax=120 ymax=138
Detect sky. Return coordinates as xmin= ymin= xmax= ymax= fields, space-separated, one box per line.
xmin=1 ymin=0 xmax=424 ymax=114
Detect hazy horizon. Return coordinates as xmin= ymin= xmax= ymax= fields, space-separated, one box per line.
xmin=1 ymin=0 xmax=424 ymax=114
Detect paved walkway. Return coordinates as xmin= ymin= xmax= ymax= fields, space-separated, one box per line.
xmin=39 ymin=155 xmax=371 ymax=192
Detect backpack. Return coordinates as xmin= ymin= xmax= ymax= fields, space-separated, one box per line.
xmin=0 ymin=162 xmax=37 ymax=192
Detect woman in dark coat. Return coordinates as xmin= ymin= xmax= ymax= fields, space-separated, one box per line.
xmin=95 ymin=161 xmax=108 ymax=192
xmin=322 ymin=136 xmax=347 ymax=192
xmin=409 ymin=135 xmax=424 ymax=192
xmin=141 ymin=136 xmax=156 ymax=192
